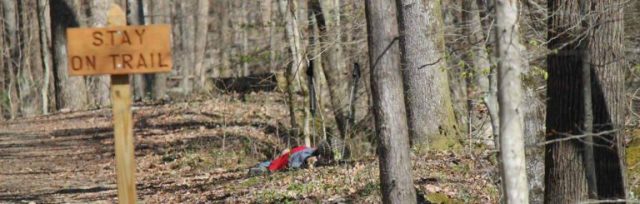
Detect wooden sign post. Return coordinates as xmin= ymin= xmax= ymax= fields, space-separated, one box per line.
xmin=65 ymin=4 xmax=172 ymax=203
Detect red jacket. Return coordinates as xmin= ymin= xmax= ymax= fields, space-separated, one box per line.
xmin=268 ymin=146 xmax=308 ymax=171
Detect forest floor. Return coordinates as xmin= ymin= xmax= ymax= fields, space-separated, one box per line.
xmin=0 ymin=92 xmax=499 ymax=203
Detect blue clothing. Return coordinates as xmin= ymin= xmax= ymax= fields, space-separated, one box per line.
xmin=258 ymin=161 xmax=271 ymax=168
xmin=288 ymin=148 xmax=316 ymax=168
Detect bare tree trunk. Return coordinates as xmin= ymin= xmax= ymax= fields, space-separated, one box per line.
xmin=308 ymin=8 xmax=330 ymax=142
xmin=241 ymin=1 xmax=249 ymax=77
xmin=85 ymin=0 xmax=112 ymax=108
xmin=364 ymin=0 xmax=416 ymax=203
xmin=126 ymin=0 xmax=148 ymax=101
xmin=309 ymin=0 xmax=350 ymax=138
xmin=194 ymin=0 xmax=209 ymax=91
xmin=278 ymin=0 xmax=303 ymax=134
xmin=579 ymin=1 xmax=598 ymax=199
xmin=14 ymin=0 xmax=45 ymax=117
xmin=0 ymin=4 xmax=4 ymax=119
xmin=267 ymin=0 xmax=277 ymax=72
xmin=462 ymin=0 xmax=497 ymax=141
xmin=280 ymin=0 xmax=305 ymax=91
xmin=545 ymin=0 xmax=627 ymax=203
xmin=218 ymin=0 xmax=232 ymax=78
xmin=179 ymin=1 xmax=194 ymax=95
xmin=145 ymin=0 xmax=168 ymax=101
xmin=2 ymin=0 xmax=20 ymax=118
xmin=49 ymin=0 xmax=89 ymax=112
xmin=395 ymin=0 xmax=458 ymax=149
xmin=37 ymin=0 xmax=53 ymax=114
xmin=494 ymin=0 xmax=530 ymax=202
xmin=588 ymin=0 xmax=627 ymax=199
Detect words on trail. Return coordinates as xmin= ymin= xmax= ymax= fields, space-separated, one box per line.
xmin=66 ymin=24 xmax=172 ymax=76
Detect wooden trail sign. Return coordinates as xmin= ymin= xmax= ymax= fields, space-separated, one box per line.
xmin=65 ymin=4 xmax=172 ymax=203
xmin=66 ymin=17 xmax=172 ymax=76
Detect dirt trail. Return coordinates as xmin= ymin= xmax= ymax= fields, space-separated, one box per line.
xmin=0 ymin=94 xmax=290 ymax=203
xmin=0 ymin=110 xmax=119 ymax=203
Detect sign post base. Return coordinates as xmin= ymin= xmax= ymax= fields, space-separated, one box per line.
xmin=110 ymin=75 xmax=137 ymax=203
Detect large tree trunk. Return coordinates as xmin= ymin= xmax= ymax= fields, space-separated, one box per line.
xmin=494 ymin=0 xmax=530 ymax=202
xmin=395 ymin=0 xmax=458 ymax=149
xmin=49 ymin=0 xmax=88 ymax=111
xmin=15 ymin=0 xmax=45 ymax=117
xmin=545 ymin=0 xmax=627 ymax=203
xmin=86 ymin=0 xmax=112 ymax=108
xmin=364 ymin=0 xmax=416 ymax=203
xmin=143 ymin=0 xmax=168 ymax=101
xmin=309 ymin=0 xmax=350 ymax=138
xmin=126 ymin=0 xmax=149 ymax=101
xmin=588 ymin=2 xmax=627 ymax=198
xmin=179 ymin=1 xmax=194 ymax=95
xmin=193 ymin=0 xmax=209 ymax=91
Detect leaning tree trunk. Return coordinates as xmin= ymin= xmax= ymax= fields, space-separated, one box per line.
xmin=395 ymin=0 xmax=458 ymax=149
xmin=50 ymin=0 xmax=88 ymax=111
xmin=545 ymin=0 xmax=627 ymax=203
xmin=364 ymin=0 xmax=417 ymax=203
xmin=494 ymin=0 xmax=530 ymax=202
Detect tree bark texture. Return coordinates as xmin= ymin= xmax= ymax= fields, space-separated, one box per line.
xmin=462 ymin=0 xmax=498 ymax=145
xmin=194 ymin=0 xmax=209 ymax=91
xmin=310 ymin=0 xmax=351 ymax=138
xmin=218 ymin=0 xmax=232 ymax=78
xmin=126 ymin=0 xmax=148 ymax=101
xmin=545 ymin=0 xmax=627 ymax=203
xmin=87 ymin=0 xmax=112 ymax=108
xmin=14 ymin=0 xmax=45 ymax=117
xmin=144 ymin=0 xmax=169 ymax=101
xmin=463 ymin=0 xmax=491 ymax=97
xmin=364 ymin=0 xmax=417 ymax=203
xmin=494 ymin=0 xmax=530 ymax=202
xmin=395 ymin=0 xmax=458 ymax=149
xmin=50 ymin=0 xmax=88 ymax=111
xmin=37 ymin=0 xmax=54 ymax=114
xmin=179 ymin=1 xmax=194 ymax=95
xmin=0 ymin=2 xmax=5 ymax=119
xmin=278 ymin=0 xmax=307 ymax=135
xmin=240 ymin=0 xmax=249 ymax=77
xmin=2 ymin=0 xmax=20 ymax=118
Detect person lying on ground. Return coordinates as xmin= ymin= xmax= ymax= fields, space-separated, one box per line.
xmin=248 ymin=142 xmax=331 ymax=176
